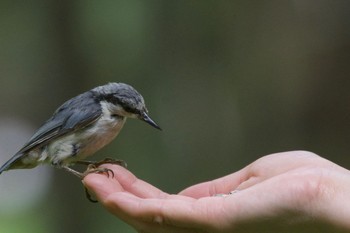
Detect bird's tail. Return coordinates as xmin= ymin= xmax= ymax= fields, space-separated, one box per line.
xmin=0 ymin=153 xmax=24 ymax=175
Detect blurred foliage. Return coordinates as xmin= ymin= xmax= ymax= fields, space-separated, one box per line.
xmin=1 ymin=0 xmax=350 ymax=232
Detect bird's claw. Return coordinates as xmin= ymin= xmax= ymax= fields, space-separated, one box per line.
xmin=65 ymin=158 xmax=127 ymax=203
xmin=91 ymin=157 xmax=127 ymax=168
xmin=80 ymin=158 xmax=127 ymax=203
xmin=81 ymin=166 xmax=116 ymax=203
xmin=83 ymin=164 xmax=115 ymax=178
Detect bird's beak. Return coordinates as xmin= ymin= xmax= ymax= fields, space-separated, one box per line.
xmin=140 ymin=112 xmax=161 ymax=130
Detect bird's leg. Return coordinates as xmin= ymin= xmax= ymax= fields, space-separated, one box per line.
xmin=61 ymin=164 xmax=116 ymax=179
xmin=62 ymin=158 xmax=127 ymax=203
xmin=61 ymin=166 xmax=85 ymax=179
xmin=61 ymin=163 xmax=120 ymax=203
xmin=74 ymin=157 xmax=127 ymax=179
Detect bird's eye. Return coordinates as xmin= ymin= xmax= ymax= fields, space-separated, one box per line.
xmin=121 ymin=104 xmax=139 ymax=114
xmin=123 ymin=106 xmax=133 ymax=113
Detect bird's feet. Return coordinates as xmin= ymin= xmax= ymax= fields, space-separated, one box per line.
xmin=61 ymin=158 xmax=127 ymax=202
xmin=81 ymin=158 xmax=127 ymax=203
xmin=61 ymin=157 xmax=127 ymax=179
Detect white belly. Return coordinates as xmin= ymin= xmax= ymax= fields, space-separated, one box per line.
xmin=47 ymin=115 xmax=126 ymax=166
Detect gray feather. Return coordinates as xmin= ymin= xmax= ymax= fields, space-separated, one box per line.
xmin=0 ymin=91 xmax=102 ymax=173
xmin=20 ymin=91 xmax=102 ymax=154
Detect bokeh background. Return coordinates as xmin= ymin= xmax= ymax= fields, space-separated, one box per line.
xmin=1 ymin=1 xmax=350 ymax=232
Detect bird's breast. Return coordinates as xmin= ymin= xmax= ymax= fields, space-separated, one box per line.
xmin=48 ymin=115 xmax=126 ymax=165
xmin=76 ymin=115 xmax=126 ymax=157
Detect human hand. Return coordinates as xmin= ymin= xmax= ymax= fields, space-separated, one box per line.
xmin=83 ymin=151 xmax=350 ymax=233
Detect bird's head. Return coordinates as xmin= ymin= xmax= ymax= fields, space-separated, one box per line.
xmin=93 ymin=83 xmax=161 ymax=130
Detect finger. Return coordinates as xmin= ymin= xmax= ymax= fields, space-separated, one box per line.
xmin=179 ymin=169 xmax=249 ymax=198
xmin=84 ymin=164 xmax=168 ymax=199
xmin=180 ymin=151 xmax=330 ymax=198
xmin=244 ymin=151 xmax=324 ymax=178
xmin=103 ymin=192 xmax=225 ymax=231
xmin=83 ymin=168 xmax=124 ymax=201
xmin=234 ymin=151 xmax=334 ymax=190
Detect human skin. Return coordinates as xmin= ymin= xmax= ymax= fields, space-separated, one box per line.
xmin=83 ymin=151 xmax=350 ymax=233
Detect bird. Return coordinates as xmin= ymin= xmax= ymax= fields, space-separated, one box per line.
xmin=0 ymin=82 xmax=161 ymax=179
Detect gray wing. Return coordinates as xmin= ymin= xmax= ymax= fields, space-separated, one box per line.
xmin=0 ymin=91 xmax=102 ymax=173
xmin=17 ymin=91 xmax=102 ymax=154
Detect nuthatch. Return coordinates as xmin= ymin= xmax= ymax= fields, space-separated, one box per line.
xmin=0 ymin=83 xmax=161 ymax=180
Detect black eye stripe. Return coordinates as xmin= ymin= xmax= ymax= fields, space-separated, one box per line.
xmin=120 ymin=104 xmax=139 ymax=114
xmin=93 ymin=92 xmax=141 ymax=114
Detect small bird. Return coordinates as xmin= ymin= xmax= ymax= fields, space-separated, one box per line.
xmin=0 ymin=82 xmax=161 ymax=179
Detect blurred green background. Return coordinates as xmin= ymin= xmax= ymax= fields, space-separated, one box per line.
xmin=1 ymin=1 xmax=350 ymax=232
